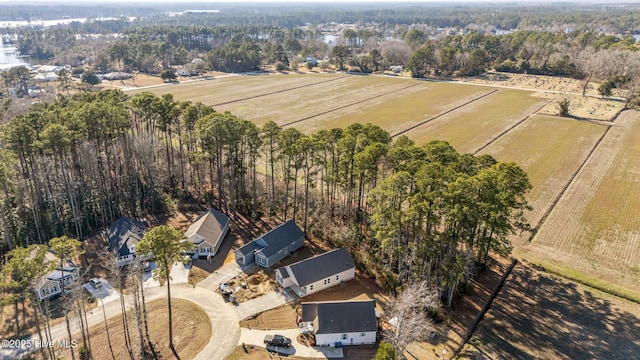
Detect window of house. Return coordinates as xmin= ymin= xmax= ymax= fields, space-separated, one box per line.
xmin=342 ymin=334 xmax=348 ymax=340
xmin=257 ymin=256 xmax=265 ymax=265
xmin=360 ymin=332 xmax=366 ymax=337
xmin=323 ymin=279 xmax=327 ymax=285
xmin=336 ymin=275 xmax=339 ymax=280
xmin=327 ymin=278 xmax=330 ymax=284
xmin=310 ymin=285 xmax=314 ymax=290
xmin=203 ymin=247 xmax=211 ymax=253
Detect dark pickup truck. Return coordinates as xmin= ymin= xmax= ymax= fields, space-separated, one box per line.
xmin=263 ymin=334 xmax=292 ymax=347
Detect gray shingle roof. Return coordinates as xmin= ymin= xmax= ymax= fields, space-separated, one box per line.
xmin=106 ymin=217 xmax=146 ymax=257
xmin=302 ymin=300 xmax=377 ymax=334
xmin=255 ymin=220 xmax=304 ymax=258
xmin=283 ymin=248 xmax=354 ymax=287
xmin=185 ymin=208 xmax=230 ymax=245
xmin=237 ymin=241 xmax=259 ymax=256
xmin=277 ymin=267 xmax=290 ymax=280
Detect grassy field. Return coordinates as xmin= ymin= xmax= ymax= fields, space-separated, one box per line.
xmin=460 ymin=262 xmax=640 ymax=359
xmin=525 ymin=111 xmax=640 ymax=292
xmin=479 ymin=115 xmax=608 ymax=243
xmin=402 ymin=89 xmax=547 ymax=152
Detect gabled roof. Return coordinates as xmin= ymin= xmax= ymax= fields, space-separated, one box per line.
xmin=283 ymin=248 xmax=354 ymax=287
xmin=237 ymin=241 xmax=259 ymax=256
xmin=302 ymin=300 xmax=377 ymax=334
xmin=277 ymin=267 xmax=290 ymax=280
xmin=255 ymin=220 xmax=304 ymax=258
xmin=106 ymin=217 xmax=146 ymax=257
xmin=185 ymin=208 xmax=230 ymax=245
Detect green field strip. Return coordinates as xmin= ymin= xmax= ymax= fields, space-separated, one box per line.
xmin=391 ymin=89 xmax=499 ymax=139
xmin=216 ymin=75 xmax=426 ymax=126
xmin=472 ymin=99 xmax=554 ymax=155
xmin=404 ymin=90 xmax=545 ymax=153
xmin=479 ymin=115 xmax=607 ymax=231
xmin=134 ymin=73 xmax=347 ymax=107
xmin=209 ymin=75 xmax=348 ymax=107
xmin=280 ymin=82 xmax=422 ymax=127
xmin=297 ymin=81 xmax=491 ymax=134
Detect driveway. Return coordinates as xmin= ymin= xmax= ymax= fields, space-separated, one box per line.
xmin=239 ymin=328 xmax=344 ymax=358
xmin=142 ymin=262 xmax=160 ymax=289
xmin=197 ymin=261 xmax=254 ymax=291
xmin=169 ymin=262 xmax=190 ymax=285
xmin=82 ymin=278 xmax=119 ymax=305
xmin=1 ymin=285 xmax=239 ymax=360
xmin=235 ymin=290 xmax=294 ymax=320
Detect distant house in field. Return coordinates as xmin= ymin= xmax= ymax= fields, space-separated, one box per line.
xmin=305 ymin=57 xmax=318 ymax=66
xmin=106 ymin=217 xmax=147 ymax=267
xmin=101 ymin=72 xmax=132 ymax=81
xmin=185 ymin=208 xmax=230 ymax=258
xmin=275 ymin=248 xmax=355 ymax=297
xmin=235 ymin=220 xmax=304 ymax=268
xmin=176 ymin=66 xmax=198 ymax=77
xmin=34 ymin=252 xmax=80 ymax=301
xmin=300 ymin=300 xmax=378 ymax=347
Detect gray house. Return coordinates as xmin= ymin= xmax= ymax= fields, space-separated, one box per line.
xmin=276 ymin=248 xmax=355 ymax=297
xmin=300 ymin=300 xmax=378 ymax=347
xmin=235 ymin=220 xmax=304 ymax=268
xmin=106 ymin=217 xmax=147 ymax=267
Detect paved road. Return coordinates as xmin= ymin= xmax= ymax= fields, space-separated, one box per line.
xmin=0 ymin=285 xmax=239 ymax=360
xmin=239 ymin=328 xmax=343 ymax=358
xmin=235 ymin=290 xmax=294 ymax=320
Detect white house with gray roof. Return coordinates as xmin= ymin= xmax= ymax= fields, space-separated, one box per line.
xmin=34 ymin=251 xmax=80 ymax=301
xmin=275 ymin=248 xmax=355 ymax=297
xmin=185 ymin=208 xmax=230 ymax=258
xmin=300 ymin=300 xmax=378 ymax=347
xmin=235 ymin=220 xmax=304 ymax=268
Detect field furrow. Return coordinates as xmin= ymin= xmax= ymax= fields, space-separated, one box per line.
xmin=527 ymin=110 xmax=640 ymax=290
xmin=479 ymin=115 xmax=607 ymax=244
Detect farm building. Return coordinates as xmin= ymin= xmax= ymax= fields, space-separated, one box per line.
xmin=106 ymin=217 xmax=147 ymax=267
xmin=300 ymin=300 xmax=377 ymax=347
xmin=275 ymin=248 xmax=355 ymax=297
xmin=185 ymin=208 xmax=230 ymax=258
xmin=235 ymin=220 xmax=304 ymax=268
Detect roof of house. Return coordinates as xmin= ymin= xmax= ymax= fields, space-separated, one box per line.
xmin=283 ymin=248 xmax=354 ymax=287
xmin=277 ymin=267 xmax=290 ymax=280
xmin=302 ymin=300 xmax=377 ymax=334
xmin=185 ymin=208 xmax=230 ymax=246
xmin=106 ymin=217 xmax=146 ymax=257
xmin=255 ymin=220 xmax=304 ymax=258
xmin=237 ymin=241 xmax=259 ymax=256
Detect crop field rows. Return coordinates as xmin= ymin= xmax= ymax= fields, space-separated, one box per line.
xmin=143 ymin=73 xmax=640 ymax=294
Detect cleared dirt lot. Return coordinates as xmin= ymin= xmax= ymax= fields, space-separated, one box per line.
xmin=461 ymin=262 xmax=640 ymax=359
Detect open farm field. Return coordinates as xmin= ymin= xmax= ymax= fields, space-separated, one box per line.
xmin=468 ymin=71 xmax=598 ymax=96
xmin=479 ymin=115 xmax=607 ymax=243
xmin=537 ymin=94 xmax=625 ymax=121
xmin=461 ymin=262 xmax=640 ymax=359
xmin=401 ymin=89 xmax=547 ymax=152
xmin=525 ymin=110 xmax=640 ymax=292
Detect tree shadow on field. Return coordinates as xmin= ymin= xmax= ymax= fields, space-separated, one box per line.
xmin=466 ymin=264 xmax=640 ymax=359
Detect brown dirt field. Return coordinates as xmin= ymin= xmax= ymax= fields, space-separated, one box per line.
xmin=537 ymin=94 xmax=625 ymax=121
xmin=468 ymin=71 xmax=598 ymax=96
xmin=525 ymin=110 xmax=640 ymax=292
xmin=460 ymin=262 xmax=640 ymax=359
xmin=51 ymin=298 xmax=210 ymax=360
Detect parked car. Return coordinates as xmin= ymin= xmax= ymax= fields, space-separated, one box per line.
xmin=264 ymin=334 xmax=292 ymax=347
xmin=89 ymin=278 xmax=102 ymax=288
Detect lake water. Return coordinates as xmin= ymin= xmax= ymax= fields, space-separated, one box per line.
xmin=0 ymin=38 xmax=26 ymax=70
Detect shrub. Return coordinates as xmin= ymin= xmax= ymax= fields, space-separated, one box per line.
xmin=275 ymin=61 xmax=286 ymax=72
xmin=376 ymin=341 xmax=396 ymax=360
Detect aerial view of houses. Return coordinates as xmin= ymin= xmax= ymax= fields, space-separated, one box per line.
xmin=2 ymin=1 xmax=640 ymax=360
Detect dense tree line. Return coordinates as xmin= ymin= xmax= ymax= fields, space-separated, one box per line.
xmin=0 ymin=90 xmax=531 ymax=307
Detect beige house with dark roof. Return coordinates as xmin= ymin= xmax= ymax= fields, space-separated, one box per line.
xmin=185 ymin=208 xmax=230 ymax=258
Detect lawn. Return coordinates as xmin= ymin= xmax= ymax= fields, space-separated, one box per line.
xmin=527 ymin=110 xmax=640 ymax=292
xmin=54 ymin=298 xmax=210 ymax=360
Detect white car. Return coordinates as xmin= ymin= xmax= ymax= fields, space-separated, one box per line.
xmin=89 ymin=278 xmax=102 ymax=288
